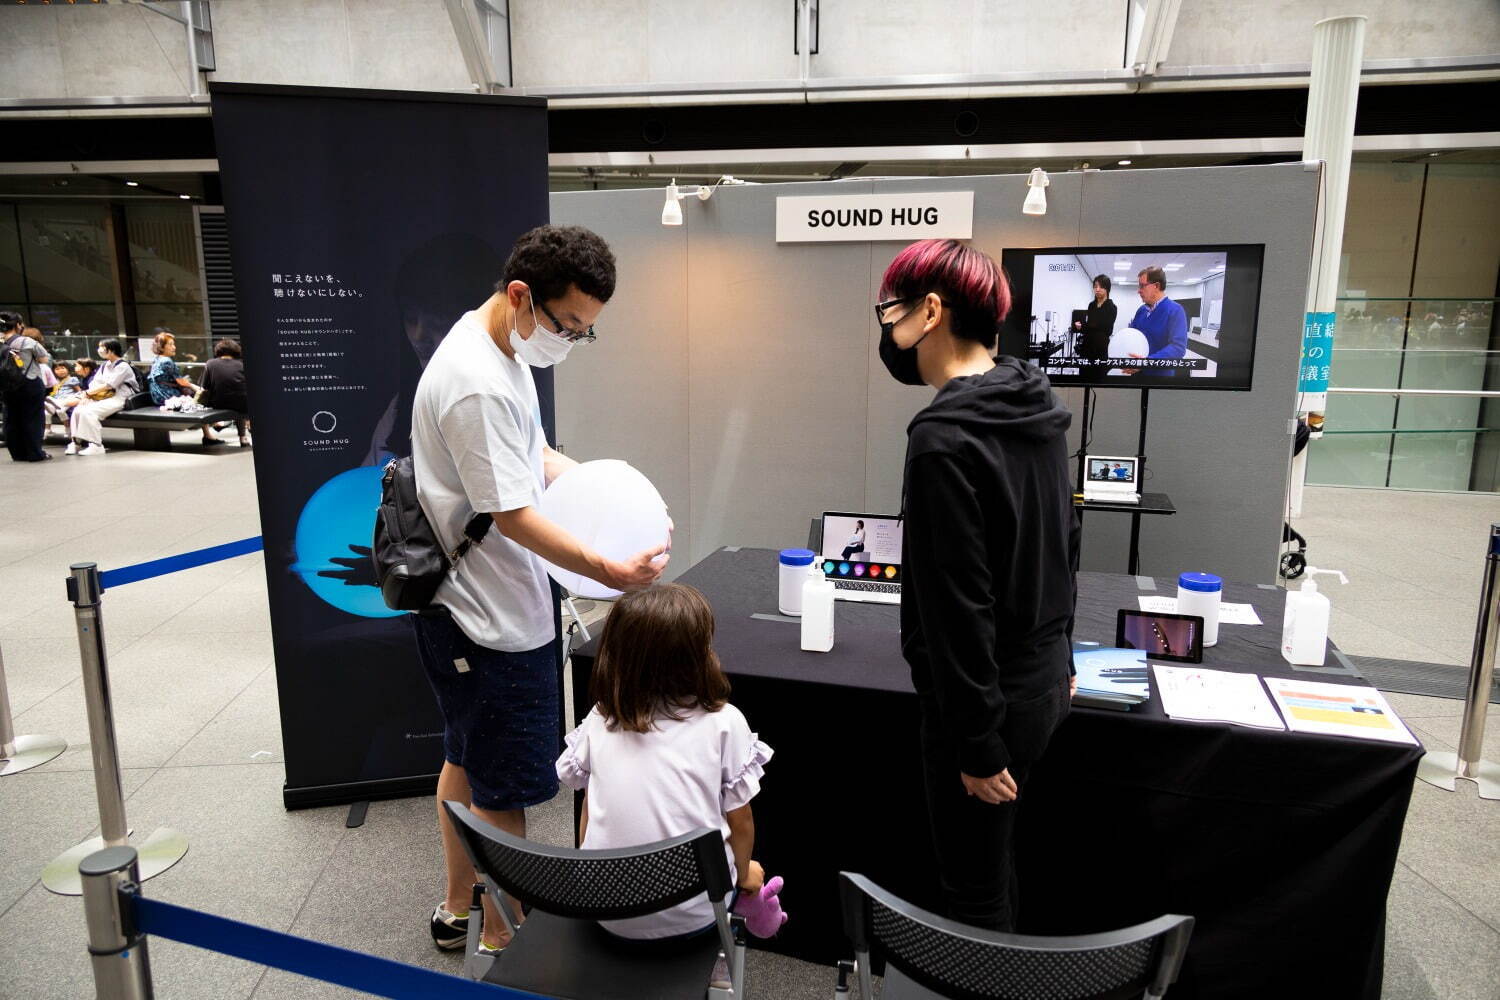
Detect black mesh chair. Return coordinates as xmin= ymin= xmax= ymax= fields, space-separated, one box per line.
xmin=444 ymin=801 xmax=747 ymax=999
xmin=838 ymin=873 xmax=1193 ymax=1000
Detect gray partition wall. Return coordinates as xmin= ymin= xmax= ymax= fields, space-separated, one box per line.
xmin=552 ymin=163 xmax=1317 ymax=584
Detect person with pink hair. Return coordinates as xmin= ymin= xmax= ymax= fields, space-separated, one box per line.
xmin=876 ymin=238 xmax=1079 ymax=931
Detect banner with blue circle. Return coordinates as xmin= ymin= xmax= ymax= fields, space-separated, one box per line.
xmin=212 ymin=83 xmax=552 ymax=808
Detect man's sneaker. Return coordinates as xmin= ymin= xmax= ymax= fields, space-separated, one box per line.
xmin=64 ymin=441 xmax=77 ymax=455
xmin=79 ymin=443 xmax=106 ymax=457
xmin=430 ymin=904 xmax=469 ymax=950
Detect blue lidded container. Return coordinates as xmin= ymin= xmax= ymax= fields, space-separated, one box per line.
xmin=779 ymin=549 xmax=817 ymax=616
xmin=1177 ymin=572 xmax=1223 ymax=647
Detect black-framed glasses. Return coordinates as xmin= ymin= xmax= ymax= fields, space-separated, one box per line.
xmin=536 ymin=299 xmax=597 ymax=344
xmin=874 ymin=296 xmax=916 ymax=326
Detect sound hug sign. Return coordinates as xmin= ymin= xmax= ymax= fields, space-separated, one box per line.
xmin=775 ymin=191 xmax=974 ymax=243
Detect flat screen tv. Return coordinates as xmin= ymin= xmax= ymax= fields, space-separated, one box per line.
xmin=998 ymin=244 xmax=1265 ymax=391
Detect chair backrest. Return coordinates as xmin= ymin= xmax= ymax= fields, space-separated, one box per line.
xmin=839 ymin=873 xmax=1194 ymax=1000
xmin=444 ymin=801 xmax=733 ymax=921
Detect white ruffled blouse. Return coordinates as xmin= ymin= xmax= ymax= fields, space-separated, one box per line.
xmin=556 ymin=702 xmax=773 ymax=939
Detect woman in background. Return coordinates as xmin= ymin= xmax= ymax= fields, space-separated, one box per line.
xmin=201 ymin=338 xmax=251 ymax=447
xmin=67 ymin=338 xmax=137 ymax=457
xmin=1073 ymin=274 xmax=1117 ymax=362
xmin=1 ymin=311 xmax=51 ymax=462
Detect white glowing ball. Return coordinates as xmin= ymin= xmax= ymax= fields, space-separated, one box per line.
xmin=1108 ymin=327 xmax=1150 ymax=362
xmin=540 ymin=459 xmax=671 ymax=599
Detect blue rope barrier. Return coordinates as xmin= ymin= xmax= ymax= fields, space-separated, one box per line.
xmin=133 ymin=896 xmax=544 ymax=999
xmin=99 ymin=536 xmax=264 ymax=591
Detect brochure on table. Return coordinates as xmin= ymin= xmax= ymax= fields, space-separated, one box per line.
xmin=1072 ymin=645 xmax=1150 ymax=704
xmin=1152 ymin=664 xmax=1286 ymax=730
xmin=1263 ymin=677 xmax=1418 ymax=745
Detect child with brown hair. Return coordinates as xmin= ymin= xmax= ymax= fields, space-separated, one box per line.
xmin=557 ymin=582 xmax=773 ymax=941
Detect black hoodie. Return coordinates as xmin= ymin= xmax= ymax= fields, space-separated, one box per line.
xmin=900 ymin=356 xmax=1080 ymax=776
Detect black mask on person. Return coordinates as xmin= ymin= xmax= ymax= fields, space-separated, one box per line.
xmin=878 ymin=315 xmax=930 ymax=387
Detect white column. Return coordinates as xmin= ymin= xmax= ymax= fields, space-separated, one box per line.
xmin=1291 ymin=14 xmax=1365 ymax=518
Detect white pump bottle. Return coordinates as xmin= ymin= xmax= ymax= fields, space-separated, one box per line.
xmin=1281 ymin=567 xmax=1348 ymax=666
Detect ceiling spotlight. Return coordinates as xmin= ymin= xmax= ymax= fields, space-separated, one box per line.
xmin=125 ymin=180 xmax=139 ymax=187
xmin=179 ymin=194 xmax=191 ymax=200
xmin=1023 ymin=168 xmax=1049 ymax=216
xmin=1117 ymin=159 xmax=1132 ymax=166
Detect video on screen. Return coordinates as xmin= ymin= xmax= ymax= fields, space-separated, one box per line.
xmin=999 ymin=245 xmax=1264 ymax=391
xmin=1118 ymin=611 xmax=1201 ymax=662
xmin=1088 ymin=459 xmax=1137 ymax=484
xmin=820 ymin=514 xmax=902 ymax=581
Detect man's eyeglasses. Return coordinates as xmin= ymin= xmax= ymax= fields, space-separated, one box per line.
xmin=874 ymin=296 xmax=916 ymax=326
xmin=537 ymin=299 xmax=596 ymax=344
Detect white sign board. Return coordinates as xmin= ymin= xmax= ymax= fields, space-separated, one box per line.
xmin=775 ymin=191 xmax=974 ymax=243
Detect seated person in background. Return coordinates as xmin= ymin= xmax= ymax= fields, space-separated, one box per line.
xmin=149 ymin=329 xmax=218 ymax=446
xmin=73 ymin=356 xmax=96 ymax=391
xmin=44 ymin=360 xmax=82 ymax=437
xmin=200 ymin=338 xmax=251 ymax=447
xmin=68 ymin=339 xmax=138 ymax=457
xmin=841 ymin=519 xmax=866 ymax=560
xmin=557 ymin=583 xmax=772 ymax=948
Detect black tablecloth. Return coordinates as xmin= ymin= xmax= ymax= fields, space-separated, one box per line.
xmin=569 ymin=549 xmax=1422 ymax=999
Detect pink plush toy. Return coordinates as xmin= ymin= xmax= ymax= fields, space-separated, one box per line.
xmin=733 ymin=875 xmax=788 ymax=938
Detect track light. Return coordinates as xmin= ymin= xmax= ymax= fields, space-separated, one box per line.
xmin=1023 ymin=168 xmax=1049 ymax=216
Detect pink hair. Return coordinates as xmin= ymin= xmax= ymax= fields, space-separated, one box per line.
xmin=880 ymin=239 xmax=1011 ymax=345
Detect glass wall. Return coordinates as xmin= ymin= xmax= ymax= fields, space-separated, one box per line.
xmin=0 ymin=201 xmax=212 ymax=368
xmin=127 ymin=203 xmax=209 ymax=361
xmin=1308 ymin=163 xmax=1500 ymax=493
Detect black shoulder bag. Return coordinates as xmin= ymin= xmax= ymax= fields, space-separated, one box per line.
xmin=372 ymin=455 xmax=492 ymax=611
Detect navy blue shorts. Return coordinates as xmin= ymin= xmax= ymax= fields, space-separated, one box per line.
xmin=410 ymin=611 xmax=560 ymax=812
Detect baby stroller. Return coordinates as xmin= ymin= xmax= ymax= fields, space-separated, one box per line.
xmin=1280 ymin=418 xmax=1311 ymax=580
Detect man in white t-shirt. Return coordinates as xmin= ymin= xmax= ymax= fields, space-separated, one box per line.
xmin=411 ymin=225 xmax=669 ymax=954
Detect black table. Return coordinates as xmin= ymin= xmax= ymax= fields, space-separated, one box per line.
xmin=569 ymin=549 xmax=1421 ymax=999
xmin=1076 ymin=491 xmax=1176 ymax=575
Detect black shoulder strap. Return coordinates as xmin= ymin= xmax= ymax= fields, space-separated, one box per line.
xmin=450 ymin=512 xmax=494 ymax=563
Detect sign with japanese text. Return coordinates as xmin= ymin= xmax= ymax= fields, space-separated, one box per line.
xmin=1298 ymin=310 xmax=1335 ymax=411
xmin=212 ymin=83 xmax=551 ymax=808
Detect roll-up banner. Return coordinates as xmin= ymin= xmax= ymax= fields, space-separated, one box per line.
xmin=210 ymin=83 xmax=551 ymax=808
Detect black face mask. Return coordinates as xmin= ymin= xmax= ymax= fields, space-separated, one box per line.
xmin=878 ymin=312 xmax=929 ymax=387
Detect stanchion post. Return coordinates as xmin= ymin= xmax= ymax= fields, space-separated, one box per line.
xmin=43 ymin=566 xmax=188 ymax=894
xmin=1417 ymin=523 xmax=1500 ymax=800
xmin=0 ymin=640 xmax=68 ymax=777
xmin=81 ymin=846 xmax=153 ymax=1000
xmin=69 ymin=564 xmax=130 ymax=846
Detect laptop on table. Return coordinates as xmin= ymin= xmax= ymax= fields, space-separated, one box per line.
xmin=1083 ymin=455 xmax=1141 ymax=504
xmin=817 ymin=511 xmax=903 ymax=605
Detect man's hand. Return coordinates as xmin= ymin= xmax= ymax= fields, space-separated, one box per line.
xmin=605 ymin=543 xmax=669 ymax=591
xmin=1121 ymin=352 xmax=1145 ymax=376
xmin=737 ymin=859 xmax=766 ymax=893
xmin=1070 ymin=674 xmax=1079 ymax=699
xmin=960 ymin=768 xmax=1017 ymax=805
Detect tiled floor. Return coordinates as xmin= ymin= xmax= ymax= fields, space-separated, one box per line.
xmin=1 ymin=434 xmax=1497 ymax=999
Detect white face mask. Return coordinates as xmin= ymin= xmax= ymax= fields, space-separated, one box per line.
xmin=508 ymin=295 xmax=573 ymax=368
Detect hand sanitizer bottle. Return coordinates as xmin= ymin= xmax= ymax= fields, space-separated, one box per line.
xmin=800 ymin=563 xmax=835 ymax=653
xmin=1281 ymin=567 xmax=1347 ymax=666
